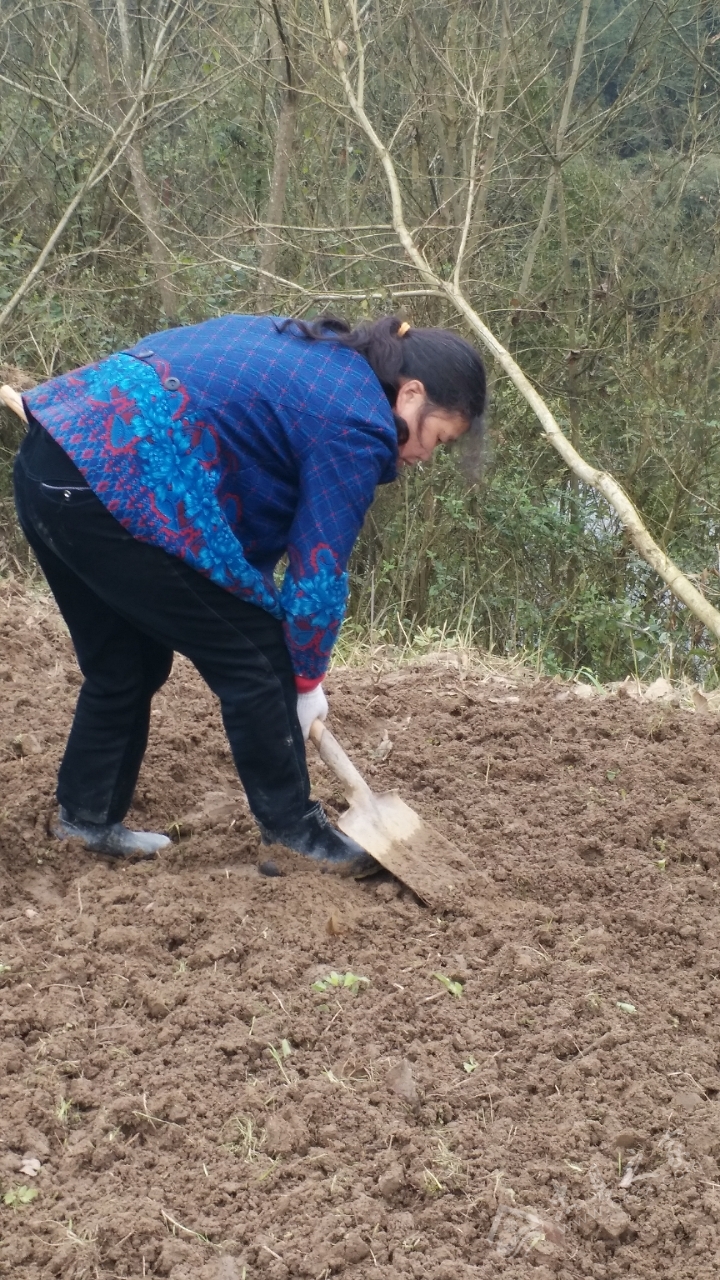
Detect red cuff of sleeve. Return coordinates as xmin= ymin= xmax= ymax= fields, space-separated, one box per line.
xmin=295 ymin=675 xmax=325 ymax=694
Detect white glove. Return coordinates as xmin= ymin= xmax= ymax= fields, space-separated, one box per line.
xmin=296 ymin=684 xmax=328 ymax=741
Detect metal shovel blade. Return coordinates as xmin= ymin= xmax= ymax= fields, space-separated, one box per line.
xmin=310 ymin=720 xmax=471 ymax=909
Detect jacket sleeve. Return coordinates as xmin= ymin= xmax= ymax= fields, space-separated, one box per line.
xmin=279 ymin=416 xmax=395 ymax=689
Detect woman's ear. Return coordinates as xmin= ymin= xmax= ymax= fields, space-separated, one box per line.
xmin=395 ymin=379 xmax=426 ymax=417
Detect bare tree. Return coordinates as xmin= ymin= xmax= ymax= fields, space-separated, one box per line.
xmin=255 ymin=2 xmax=301 ymax=307
xmin=0 ymin=0 xmax=186 ymax=340
xmin=321 ymin=0 xmax=720 ymax=644
xmin=77 ymin=0 xmax=180 ymax=320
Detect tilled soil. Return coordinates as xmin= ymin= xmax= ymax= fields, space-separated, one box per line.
xmin=1 ymin=582 xmax=720 ymax=1280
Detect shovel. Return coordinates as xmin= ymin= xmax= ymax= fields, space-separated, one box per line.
xmin=0 ymin=384 xmax=28 ymax=422
xmin=309 ymin=719 xmax=471 ymax=910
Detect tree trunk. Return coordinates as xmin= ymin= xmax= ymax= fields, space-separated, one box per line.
xmin=80 ymin=0 xmax=179 ymax=322
xmin=256 ymin=0 xmax=299 ymax=309
xmin=125 ymin=141 xmax=179 ymax=322
xmin=256 ymin=87 xmax=298 ymax=308
xmin=462 ymin=0 xmax=510 ymax=276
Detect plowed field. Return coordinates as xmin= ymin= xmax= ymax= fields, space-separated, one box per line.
xmin=1 ymin=583 xmax=720 ymax=1280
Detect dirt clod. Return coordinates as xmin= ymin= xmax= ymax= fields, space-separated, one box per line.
xmin=378 ymin=1163 xmax=406 ymax=1199
xmin=386 ymin=1058 xmax=419 ymax=1106
xmin=264 ymin=1111 xmax=310 ymax=1156
xmin=581 ymin=1194 xmax=633 ymax=1241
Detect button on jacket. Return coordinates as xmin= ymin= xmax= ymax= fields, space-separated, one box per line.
xmin=23 ymin=315 xmax=398 ymax=687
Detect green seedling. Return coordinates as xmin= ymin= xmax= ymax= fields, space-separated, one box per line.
xmin=0 ymin=963 xmax=11 ymax=975
xmin=231 ymin=1117 xmax=263 ymax=1162
xmin=616 ymin=1001 xmax=636 ymax=1014
xmin=65 ymin=1219 xmax=97 ymax=1247
xmin=654 ymin=858 xmax=667 ymax=871
xmin=606 ymin=770 xmax=618 ymax=781
xmin=56 ymin=1097 xmax=73 ymax=1124
xmin=160 ymin=1208 xmax=216 ymax=1247
xmin=576 ymin=667 xmax=603 ymax=690
xmin=311 ymin=971 xmax=369 ymax=994
xmin=422 ymin=1168 xmax=445 ymax=1195
xmin=267 ymin=1044 xmax=292 ymax=1084
xmin=323 ymin=1068 xmax=343 ymax=1085
xmin=433 ymin=972 xmax=463 ymax=998
xmin=3 ymin=1185 xmax=38 ymax=1208
xmin=463 ymin=1056 xmax=478 ymax=1073
xmin=254 ymin=1160 xmax=280 ymax=1184
xmin=433 ymin=1138 xmax=465 ymax=1186
xmin=402 ymin=1236 xmax=423 ymax=1253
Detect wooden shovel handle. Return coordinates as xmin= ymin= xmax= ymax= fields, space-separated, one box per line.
xmin=0 ymin=385 xmax=28 ymax=423
xmin=309 ymin=720 xmax=374 ymax=805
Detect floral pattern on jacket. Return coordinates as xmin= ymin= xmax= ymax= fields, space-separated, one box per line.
xmin=23 ymin=316 xmax=397 ymax=684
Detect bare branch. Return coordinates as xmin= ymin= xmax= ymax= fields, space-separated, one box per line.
xmin=324 ymin=0 xmax=720 ymax=645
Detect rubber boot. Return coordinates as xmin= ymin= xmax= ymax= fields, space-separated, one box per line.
xmin=259 ymin=801 xmax=378 ymax=877
xmin=53 ymin=807 xmax=170 ymax=860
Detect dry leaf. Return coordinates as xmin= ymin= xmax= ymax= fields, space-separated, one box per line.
xmin=201 ymin=791 xmax=239 ymax=822
xmin=692 ymin=688 xmax=709 ymax=713
xmin=371 ymin=730 xmax=393 ymax=762
xmin=326 ymin=912 xmax=343 ymax=936
xmin=643 ymin=677 xmax=674 ymax=702
xmin=573 ymin=683 xmax=595 ymax=700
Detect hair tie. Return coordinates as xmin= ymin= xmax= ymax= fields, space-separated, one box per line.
xmin=397 ymin=321 xmax=411 ymax=337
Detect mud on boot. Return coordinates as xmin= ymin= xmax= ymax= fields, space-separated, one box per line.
xmin=259 ymin=801 xmax=379 ymax=877
xmin=53 ymin=808 xmax=171 ymax=860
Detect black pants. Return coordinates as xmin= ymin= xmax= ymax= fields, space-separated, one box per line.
xmin=13 ymin=418 xmax=311 ymax=830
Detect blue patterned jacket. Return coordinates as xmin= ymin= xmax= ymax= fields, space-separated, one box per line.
xmin=23 ymin=315 xmax=398 ymax=687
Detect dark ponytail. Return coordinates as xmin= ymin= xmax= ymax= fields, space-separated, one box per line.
xmin=277 ymin=315 xmax=486 ymax=453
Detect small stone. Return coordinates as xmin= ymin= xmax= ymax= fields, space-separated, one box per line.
xmin=344 ymin=1232 xmax=370 ymax=1264
xmin=187 ymin=935 xmax=239 ymax=968
xmin=201 ymin=791 xmax=237 ymax=823
xmin=264 ymin=1111 xmax=310 ymax=1156
xmin=199 ymin=1258 xmax=242 ymax=1280
xmin=581 ymin=1195 xmax=632 ymax=1240
xmin=644 ymin=676 xmax=674 ymax=701
xmin=216 ymin=1034 xmax=247 ymax=1058
xmin=609 ymin=1128 xmax=646 ymax=1151
xmin=68 ymin=1078 xmax=96 ymax=1109
xmin=671 ymin=1090 xmax=704 ymax=1114
xmin=142 ymin=989 xmax=170 ymax=1020
xmin=378 ymin=1163 xmax=405 ymax=1199
xmin=386 ymin=1059 xmax=419 ymax=1106
xmin=258 ymin=860 xmax=283 ymax=877
xmin=157 ymin=1239 xmax=194 ymax=1274
xmin=573 ymin=683 xmax=594 ymax=700
xmin=348 ymin=1192 xmax=384 ymax=1228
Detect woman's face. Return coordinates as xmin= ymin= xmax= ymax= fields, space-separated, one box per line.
xmin=395 ymin=379 xmax=468 ymax=466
